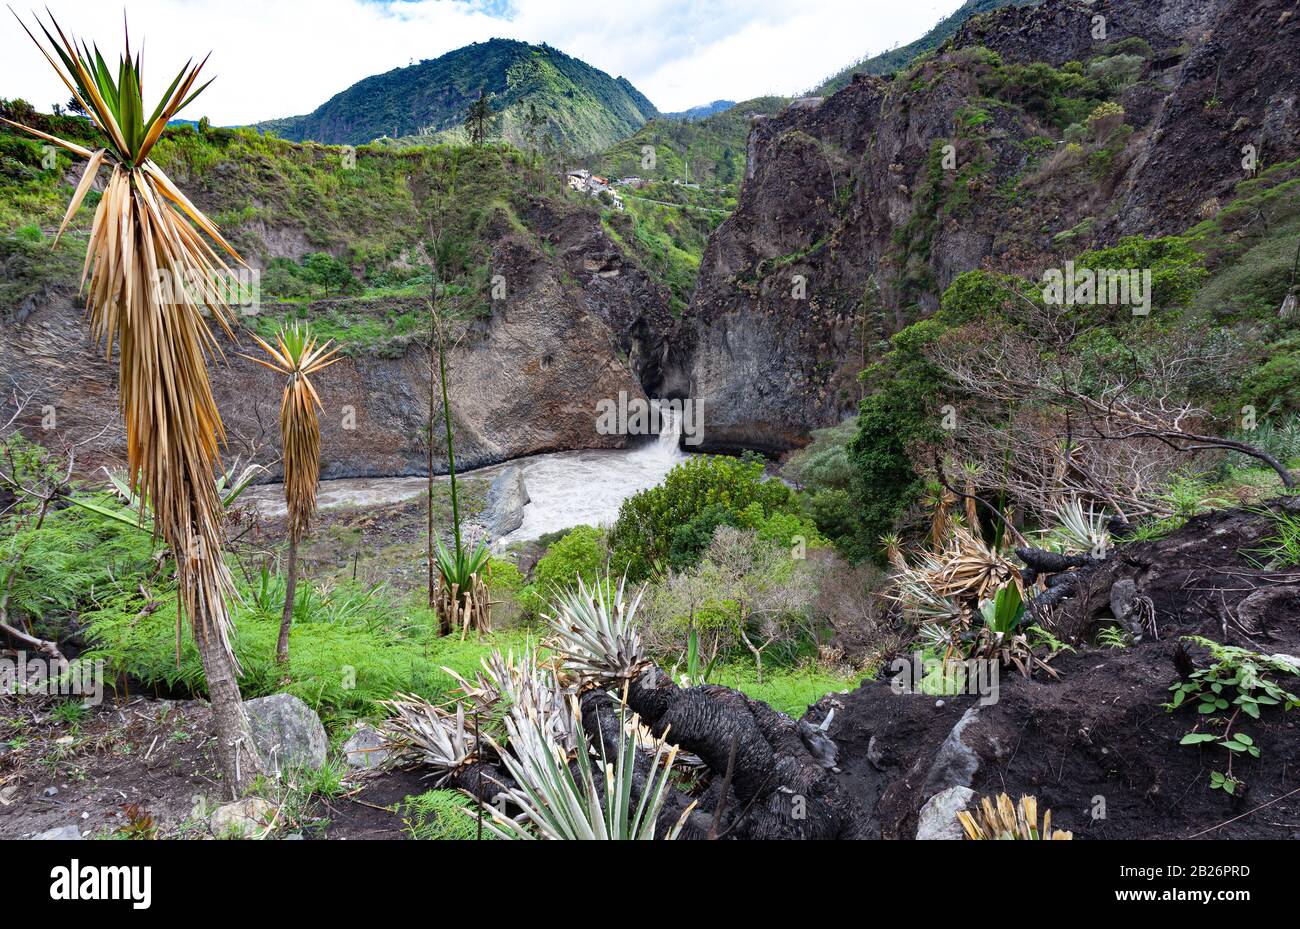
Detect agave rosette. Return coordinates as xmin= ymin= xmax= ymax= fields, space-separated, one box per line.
xmin=475 ymin=698 xmax=693 ymax=840
xmin=543 ymin=575 xmax=651 ymax=684
xmin=444 ymin=648 xmax=578 ymax=753
xmin=380 ymin=694 xmax=480 ymax=784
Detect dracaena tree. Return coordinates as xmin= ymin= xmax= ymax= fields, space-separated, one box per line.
xmin=242 ymin=323 xmax=339 ymax=665
xmin=1 ymin=12 xmax=264 ymax=793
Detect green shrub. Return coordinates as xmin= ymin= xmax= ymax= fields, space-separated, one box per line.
xmin=608 ymin=455 xmax=797 ymax=579
xmin=805 ymin=488 xmax=858 ymax=543
xmin=782 ymin=418 xmax=858 ymax=492
xmin=518 ymin=524 xmax=608 ymax=613
xmin=1074 ymin=235 xmax=1208 ymax=314
xmin=847 ymin=319 xmax=951 ymax=561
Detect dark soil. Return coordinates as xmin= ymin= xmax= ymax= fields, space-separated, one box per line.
xmin=816 ymin=500 xmax=1300 ymax=840
xmin=318 ymin=766 xmax=428 ymax=840
xmin=0 ymin=696 xmax=221 ymax=839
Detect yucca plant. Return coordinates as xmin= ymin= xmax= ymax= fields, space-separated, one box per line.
xmin=433 ymin=534 xmax=492 ymax=638
xmin=242 ymin=323 xmax=340 ymax=664
xmin=544 ymin=574 xmax=650 ymax=684
xmin=478 ymin=698 xmax=693 ymax=840
xmin=958 ymin=793 xmax=1073 ymax=840
xmin=1 ymin=12 xmax=263 ymax=790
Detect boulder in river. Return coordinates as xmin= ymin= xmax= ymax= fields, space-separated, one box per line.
xmin=483 ymin=466 xmax=530 ymax=540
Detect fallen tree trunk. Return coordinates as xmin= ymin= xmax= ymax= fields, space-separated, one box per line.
xmin=437 ymin=669 xmax=870 ymax=839
xmin=624 ymin=668 xmax=870 ymax=839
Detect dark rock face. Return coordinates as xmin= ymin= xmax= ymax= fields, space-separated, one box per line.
xmin=1120 ymin=0 xmax=1300 ymax=234
xmin=953 ymin=0 xmax=1219 ymax=67
xmin=683 ymin=0 xmax=1300 ymax=455
xmin=1 ymin=197 xmax=677 ymax=480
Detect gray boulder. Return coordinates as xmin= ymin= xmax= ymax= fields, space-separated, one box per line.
xmin=244 ymin=694 xmax=327 ymax=775
xmin=210 ymin=797 xmax=273 ymax=838
xmin=343 ymin=726 xmax=391 ymax=770
xmin=921 ymin=707 xmax=982 ymax=797
xmin=916 ymin=786 xmax=975 ymax=840
xmin=483 ymin=466 xmax=530 ymax=539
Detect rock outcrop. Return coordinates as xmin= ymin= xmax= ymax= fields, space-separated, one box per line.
xmin=1 ymin=197 xmax=677 ymax=480
xmin=682 ymin=0 xmax=1300 ymax=454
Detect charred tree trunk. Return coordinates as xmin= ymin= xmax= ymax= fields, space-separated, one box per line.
xmin=623 ymin=668 xmax=869 ymax=839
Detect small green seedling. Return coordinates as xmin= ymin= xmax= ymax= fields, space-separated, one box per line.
xmin=1167 ymin=636 xmax=1300 ymax=795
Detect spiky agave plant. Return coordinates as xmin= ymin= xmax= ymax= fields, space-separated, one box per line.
xmin=381 ymin=695 xmax=479 ymax=785
xmin=544 ymin=574 xmax=650 ymax=684
xmin=957 ymin=793 xmax=1073 ymax=840
xmin=478 ymin=698 xmax=693 ymax=840
xmin=1 ymin=12 xmax=262 ymax=790
xmin=442 ymin=647 xmax=578 ymax=752
xmin=1049 ymin=496 xmax=1111 ymax=557
xmin=241 ymin=323 xmax=340 ymax=664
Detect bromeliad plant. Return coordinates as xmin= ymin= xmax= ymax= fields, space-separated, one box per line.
xmin=242 ymin=323 xmax=340 ymax=665
xmin=480 ymin=698 xmax=693 ymax=840
xmin=1 ymin=12 xmax=263 ymax=791
xmin=1167 ymin=636 xmax=1300 ymax=796
xmin=544 ymin=574 xmax=651 ymax=685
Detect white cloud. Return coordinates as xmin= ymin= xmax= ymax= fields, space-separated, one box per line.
xmin=0 ymin=0 xmax=965 ymax=124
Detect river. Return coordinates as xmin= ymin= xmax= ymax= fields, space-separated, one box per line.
xmin=243 ymin=403 xmax=691 ymax=544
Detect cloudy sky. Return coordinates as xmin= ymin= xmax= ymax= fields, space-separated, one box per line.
xmin=0 ymin=0 xmax=965 ymax=123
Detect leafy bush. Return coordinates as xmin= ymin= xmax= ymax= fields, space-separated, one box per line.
xmin=1073 ymin=235 xmax=1208 ymax=314
xmin=782 ymin=418 xmax=858 ymax=492
xmin=847 ymin=319 xmax=951 ymax=560
xmin=517 ymin=525 xmax=608 ymax=613
xmin=608 ymin=455 xmax=797 ymax=579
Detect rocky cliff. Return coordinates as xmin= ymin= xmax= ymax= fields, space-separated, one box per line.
xmin=682 ymin=0 xmax=1300 ymax=454
xmin=1 ymin=193 xmax=676 ymax=481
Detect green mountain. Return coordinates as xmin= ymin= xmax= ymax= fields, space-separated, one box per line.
xmin=815 ymin=0 xmax=1041 ymax=94
xmin=257 ymin=38 xmax=659 ymax=155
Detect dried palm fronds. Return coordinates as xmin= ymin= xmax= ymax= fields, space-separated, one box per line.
xmin=958 ymin=793 xmax=1073 ymax=840
xmin=2 ymin=13 xmax=249 ymax=668
xmin=241 ymin=323 xmax=340 ymax=541
xmin=931 ymin=526 xmax=1022 ymax=603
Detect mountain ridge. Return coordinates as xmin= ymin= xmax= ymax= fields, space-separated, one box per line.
xmin=256 ymin=38 xmax=659 ymax=156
